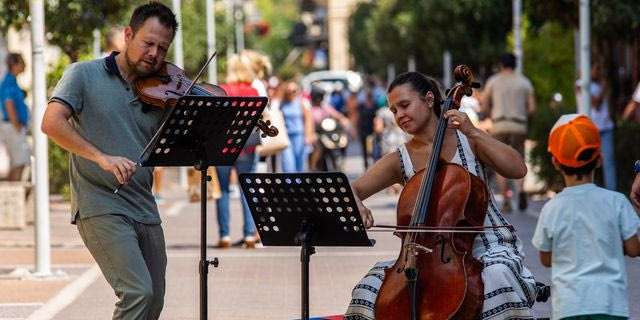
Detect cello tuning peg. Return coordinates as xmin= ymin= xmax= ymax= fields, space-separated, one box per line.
xmin=471 ymin=82 xmax=481 ymax=89
xmin=261 ymin=133 xmax=267 ymax=138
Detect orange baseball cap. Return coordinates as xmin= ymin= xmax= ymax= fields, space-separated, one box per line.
xmin=548 ymin=114 xmax=601 ymax=168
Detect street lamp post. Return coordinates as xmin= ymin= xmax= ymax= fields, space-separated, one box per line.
xmin=30 ymin=0 xmax=51 ymax=277
xmin=513 ymin=0 xmax=522 ymax=74
xmin=226 ymin=0 xmax=234 ymax=57
xmin=234 ymin=0 xmax=245 ymax=53
xmin=207 ymin=0 xmax=218 ymax=84
xmin=172 ymin=0 xmax=188 ymax=188
xmin=579 ymin=0 xmax=591 ymax=115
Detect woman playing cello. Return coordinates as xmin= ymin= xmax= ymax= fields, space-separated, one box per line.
xmin=345 ymin=71 xmax=537 ymax=319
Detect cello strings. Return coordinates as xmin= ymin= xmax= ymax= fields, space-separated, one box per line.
xmin=367 ymin=229 xmax=506 ymax=234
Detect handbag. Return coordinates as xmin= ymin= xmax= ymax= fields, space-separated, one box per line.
xmin=257 ymin=102 xmax=290 ymax=157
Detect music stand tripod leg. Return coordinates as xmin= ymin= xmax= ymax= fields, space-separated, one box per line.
xmin=238 ymin=172 xmax=374 ymax=320
xmin=196 ymin=162 xmax=219 ymax=320
xmin=296 ymin=219 xmax=315 ymax=320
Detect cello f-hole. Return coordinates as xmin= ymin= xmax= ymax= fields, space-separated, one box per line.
xmin=436 ymin=234 xmax=451 ymax=264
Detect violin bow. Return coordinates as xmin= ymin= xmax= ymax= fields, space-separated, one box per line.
xmin=183 ymin=50 xmax=217 ymax=96
xmin=113 ymin=52 xmax=218 ymax=194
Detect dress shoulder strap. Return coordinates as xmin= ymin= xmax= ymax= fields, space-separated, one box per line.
xmin=397 ymin=144 xmax=415 ymax=183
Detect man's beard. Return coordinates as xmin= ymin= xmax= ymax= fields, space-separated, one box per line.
xmin=125 ymin=50 xmax=158 ymax=77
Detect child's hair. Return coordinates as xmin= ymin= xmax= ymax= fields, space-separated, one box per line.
xmin=387 ymin=71 xmax=443 ymax=117
xmin=557 ymin=148 xmax=598 ymax=179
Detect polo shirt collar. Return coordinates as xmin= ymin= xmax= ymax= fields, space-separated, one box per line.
xmin=104 ymin=51 xmax=120 ymax=75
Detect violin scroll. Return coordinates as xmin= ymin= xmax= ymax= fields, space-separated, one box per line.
xmin=256 ymin=116 xmax=279 ymax=138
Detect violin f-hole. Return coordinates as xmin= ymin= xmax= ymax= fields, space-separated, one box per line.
xmin=436 ymin=234 xmax=451 ymax=264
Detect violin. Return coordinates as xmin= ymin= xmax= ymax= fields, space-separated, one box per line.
xmin=134 ymin=56 xmax=278 ymax=138
xmin=114 ymin=53 xmax=278 ymax=194
xmin=375 ymin=66 xmax=487 ymax=319
xmin=135 ymin=61 xmax=228 ymax=106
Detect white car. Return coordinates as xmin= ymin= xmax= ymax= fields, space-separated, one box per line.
xmin=301 ymin=70 xmax=363 ymax=95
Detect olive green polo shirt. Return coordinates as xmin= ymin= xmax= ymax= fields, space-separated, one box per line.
xmin=49 ymin=52 xmax=165 ymax=224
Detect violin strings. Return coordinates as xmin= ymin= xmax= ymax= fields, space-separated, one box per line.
xmin=180 ymin=78 xmax=210 ymax=96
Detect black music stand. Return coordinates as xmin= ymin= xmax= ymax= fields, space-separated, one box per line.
xmin=239 ymin=172 xmax=375 ymax=320
xmin=139 ymin=95 xmax=268 ymax=320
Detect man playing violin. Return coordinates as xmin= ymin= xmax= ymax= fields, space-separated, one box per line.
xmin=345 ymin=72 xmax=537 ymax=319
xmin=41 ymin=2 xmax=177 ymax=319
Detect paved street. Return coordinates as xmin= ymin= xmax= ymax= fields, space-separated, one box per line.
xmin=1 ymin=152 xmax=639 ymax=320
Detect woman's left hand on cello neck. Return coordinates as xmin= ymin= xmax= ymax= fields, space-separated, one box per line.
xmin=445 ymin=109 xmax=527 ymax=179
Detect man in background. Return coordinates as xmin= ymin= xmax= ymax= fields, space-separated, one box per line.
xmin=481 ymin=52 xmax=536 ymax=212
xmin=0 ymin=53 xmax=31 ymax=181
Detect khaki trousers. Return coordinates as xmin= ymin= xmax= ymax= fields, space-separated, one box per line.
xmin=77 ymin=214 xmax=167 ymax=320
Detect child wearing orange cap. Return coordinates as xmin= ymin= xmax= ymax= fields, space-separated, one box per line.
xmin=532 ymin=114 xmax=640 ymax=320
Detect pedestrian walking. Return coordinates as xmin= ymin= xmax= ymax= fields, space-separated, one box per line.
xmin=42 ymin=2 xmax=178 ymax=318
xmin=532 ymin=114 xmax=640 ymax=319
xmin=0 ymin=53 xmax=31 ymax=181
xmin=357 ymin=90 xmax=378 ymax=169
xmin=214 ymin=52 xmax=260 ymax=249
xmin=279 ymin=80 xmax=313 ymax=173
xmin=481 ymin=52 xmax=537 ymax=212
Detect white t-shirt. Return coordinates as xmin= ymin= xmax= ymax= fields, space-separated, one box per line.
xmin=576 ymin=80 xmax=614 ymax=131
xmin=589 ymin=82 xmax=614 ymax=131
xmin=532 ymin=183 xmax=640 ymax=319
xmin=251 ymin=79 xmax=268 ymax=97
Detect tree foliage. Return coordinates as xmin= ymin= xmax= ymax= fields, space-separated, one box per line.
xmin=348 ymin=0 xmax=512 ymax=78
xmin=174 ymin=0 xmax=231 ymax=77
xmin=525 ymin=0 xmax=640 ymax=69
xmin=247 ymin=0 xmax=298 ymax=76
xmin=166 ymin=0 xmax=298 ymax=80
xmin=0 ymin=0 xmax=131 ymax=62
xmin=525 ymin=0 xmax=640 ymax=41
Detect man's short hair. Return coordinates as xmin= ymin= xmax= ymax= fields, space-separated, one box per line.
xmin=499 ymin=53 xmax=516 ymax=69
xmin=129 ymin=2 xmax=178 ymax=37
xmin=6 ymin=53 xmax=23 ymax=69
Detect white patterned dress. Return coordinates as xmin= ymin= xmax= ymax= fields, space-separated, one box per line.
xmin=344 ymin=131 xmax=537 ymax=320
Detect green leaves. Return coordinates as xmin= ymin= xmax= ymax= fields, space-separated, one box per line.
xmin=0 ymin=0 xmax=131 ymax=62
xmin=347 ymin=0 xmax=511 ymax=77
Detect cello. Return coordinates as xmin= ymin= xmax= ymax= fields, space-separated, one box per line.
xmin=375 ymin=66 xmax=487 ymax=319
